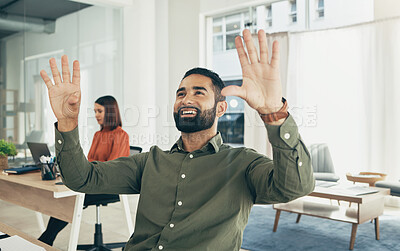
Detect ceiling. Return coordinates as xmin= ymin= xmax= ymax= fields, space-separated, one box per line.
xmin=0 ymin=0 xmax=91 ymax=40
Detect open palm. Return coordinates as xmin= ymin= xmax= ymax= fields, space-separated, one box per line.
xmin=40 ymin=56 xmax=81 ymax=122
xmin=221 ymin=29 xmax=282 ymax=114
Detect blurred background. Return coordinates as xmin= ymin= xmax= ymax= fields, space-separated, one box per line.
xmin=1 ymin=0 xmax=399 ymax=180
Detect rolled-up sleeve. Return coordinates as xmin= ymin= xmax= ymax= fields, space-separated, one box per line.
xmin=246 ymin=115 xmax=315 ymax=204
xmin=54 ymin=123 xmax=146 ymax=194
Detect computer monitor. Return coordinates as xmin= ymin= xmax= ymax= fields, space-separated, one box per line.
xmin=27 ymin=142 xmax=51 ymax=165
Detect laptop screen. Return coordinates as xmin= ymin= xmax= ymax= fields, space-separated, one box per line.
xmin=27 ymin=142 xmax=51 ymax=165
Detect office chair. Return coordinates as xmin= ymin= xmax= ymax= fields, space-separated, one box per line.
xmin=129 ymin=146 xmax=142 ymax=155
xmin=308 ymin=143 xmax=340 ymax=182
xmin=77 ymin=146 xmax=142 ymax=251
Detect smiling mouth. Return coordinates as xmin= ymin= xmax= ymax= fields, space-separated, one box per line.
xmin=179 ymin=107 xmax=199 ymax=117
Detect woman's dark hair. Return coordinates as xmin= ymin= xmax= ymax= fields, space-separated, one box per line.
xmin=95 ymin=95 xmax=122 ymax=131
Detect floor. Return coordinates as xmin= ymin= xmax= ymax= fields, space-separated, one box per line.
xmin=0 ymin=196 xmax=398 ymax=251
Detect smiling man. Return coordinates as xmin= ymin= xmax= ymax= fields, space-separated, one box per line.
xmin=40 ymin=29 xmax=314 ymax=250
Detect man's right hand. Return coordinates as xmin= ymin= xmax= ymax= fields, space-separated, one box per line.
xmin=40 ymin=55 xmax=81 ymax=132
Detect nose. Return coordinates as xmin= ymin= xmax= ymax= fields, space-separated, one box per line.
xmin=181 ymin=93 xmax=193 ymax=106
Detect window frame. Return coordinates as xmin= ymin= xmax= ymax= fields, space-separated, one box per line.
xmin=316 ymin=0 xmax=325 ymax=19
xmin=289 ymin=0 xmax=297 ymax=24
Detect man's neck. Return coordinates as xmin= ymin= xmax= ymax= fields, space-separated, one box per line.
xmin=181 ymin=128 xmax=217 ymax=153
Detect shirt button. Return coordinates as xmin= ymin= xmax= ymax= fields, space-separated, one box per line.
xmin=158 ymin=245 xmax=164 ymax=250
xmin=178 ymin=201 xmax=183 ymax=206
xmin=181 ymin=174 xmax=186 ymax=179
xmin=169 ymin=223 xmax=175 ymax=228
xmin=284 ymin=133 xmax=290 ymax=139
xmin=299 ymin=161 xmax=303 ymax=167
xmin=58 ymin=139 xmax=62 ymax=144
xmin=189 ymin=154 xmax=194 ymax=159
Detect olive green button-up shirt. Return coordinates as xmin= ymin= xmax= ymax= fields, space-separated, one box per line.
xmin=55 ymin=115 xmax=314 ymax=251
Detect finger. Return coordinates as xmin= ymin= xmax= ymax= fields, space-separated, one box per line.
xmin=235 ymin=36 xmax=249 ymax=67
xmin=40 ymin=70 xmax=53 ymax=89
xmin=221 ymin=85 xmax=246 ymax=100
xmin=72 ymin=60 xmax=80 ymax=86
xmin=49 ymin=58 xmax=62 ymax=85
xmin=61 ymin=55 xmax=71 ymax=83
xmin=258 ymin=30 xmax=269 ymax=64
xmin=242 ymin=29 xmax=259 ymax=64
xmin=270 ymin=40 xmax=280 ymax=68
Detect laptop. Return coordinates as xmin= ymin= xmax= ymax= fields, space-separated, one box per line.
xmin=27 ymin=142 xmax=52 ymax=165
xmin=2 ymin=142 xmax=51 ymax=174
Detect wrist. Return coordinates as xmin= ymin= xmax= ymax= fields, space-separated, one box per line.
xmin=257 ymin=98 xmax=286 ymax=114
xmin=259 ymin=97 xmax=288 ymax=125
xmin=57 ymin=118 xmax=78 ymax=132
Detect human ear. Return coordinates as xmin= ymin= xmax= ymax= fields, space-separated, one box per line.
xmin=216 ymin=101 xmax=228 ymax=118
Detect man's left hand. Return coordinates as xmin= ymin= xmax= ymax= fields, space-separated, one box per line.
xmin=221 ymin=29 xmax=283 ymax=121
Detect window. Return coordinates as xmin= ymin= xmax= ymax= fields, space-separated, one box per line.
xmin=316 ymin=0 xmax=324 ymax=18
xmin=213 ymin=17 xmax=223 ymax=52
xmin=289 ymin=1 xmax=297 ymax=23
xmin=212 ymin=11 xmax=252 ymax=52
xmin=225 ymin=14 xmax=241 ymax=50
xmin=217 ymin=80 xmax=245 ymax=145
xmin=266 ymin=6 xmax=272 ymax=27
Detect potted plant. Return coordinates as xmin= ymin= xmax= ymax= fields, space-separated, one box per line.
xmin=0 ymin=139 xmax=17 ymax=170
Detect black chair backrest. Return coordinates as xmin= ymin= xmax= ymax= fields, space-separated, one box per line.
xmin=130 ymin=146 xmax=142 ymax=155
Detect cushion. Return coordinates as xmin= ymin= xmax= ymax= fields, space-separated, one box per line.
xmin=313 ymin=172 xmax=340 ymax=182
xmin=375 ymin=181 xmax=400 ymax=197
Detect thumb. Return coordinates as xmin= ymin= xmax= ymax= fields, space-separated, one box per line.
xmin=221 ymin=85 xmax=246 ymax=100
xmin=67 ymin=93 xmax=80 ymax=106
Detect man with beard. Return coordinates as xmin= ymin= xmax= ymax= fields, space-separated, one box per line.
xmin=40 ymin=29 xmax=314 ymax=250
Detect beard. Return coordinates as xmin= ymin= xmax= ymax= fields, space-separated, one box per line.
xmin=174 ymin=104 xmax=217 ymax=133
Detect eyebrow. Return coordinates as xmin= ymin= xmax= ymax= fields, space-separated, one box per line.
xmin=176 ymin=86 xmax=208 ymax=94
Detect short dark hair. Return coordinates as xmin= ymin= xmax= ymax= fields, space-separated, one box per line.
xmin=182 ymin=67 xmax=226 ymax=102
xmin=95 ymin=95 xmax=122 ymax=131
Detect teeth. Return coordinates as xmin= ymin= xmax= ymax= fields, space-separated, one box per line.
xmin=182 ymin=110 xmax=196 ymax=115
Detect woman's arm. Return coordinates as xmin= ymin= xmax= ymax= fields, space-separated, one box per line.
xmin=108 ymin=129 xmax=130 ymax=161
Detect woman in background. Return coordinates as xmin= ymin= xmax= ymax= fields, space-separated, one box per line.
xmin=39 ymin=95 xmax=130 ymax=246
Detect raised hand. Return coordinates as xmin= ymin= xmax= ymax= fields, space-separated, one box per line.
xmin=221 ymin=29 xmax=283 ymax=116
xmin=40 ymin=55 xmax=81 ymax=131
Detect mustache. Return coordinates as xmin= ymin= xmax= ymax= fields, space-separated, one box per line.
xmin=177 ymin=106 xmax=200 ymax=114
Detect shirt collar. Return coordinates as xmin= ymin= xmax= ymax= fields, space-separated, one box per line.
xmin=170 ymin=132 xmax=223 ymax=154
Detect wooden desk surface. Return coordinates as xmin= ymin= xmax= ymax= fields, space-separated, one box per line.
xmin=0 ymin=221 xmax=60 ymax=251
xmin=0 ymin=167 xmax=86 ymax=251
xmin=0 ymin=171 xmax=78 ymax=223
xmin=0 ymin=171 xmax=70 ymax=193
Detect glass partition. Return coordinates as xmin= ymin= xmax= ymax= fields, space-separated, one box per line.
xmin=0 ymin=1 xmax=123 ymax=159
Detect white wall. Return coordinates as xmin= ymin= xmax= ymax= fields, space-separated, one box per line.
xmin=269 ymin=0 xmax=306 ymax=33
xmin=168 ymin=0 xmax=201 ymax=146
xmin=121 ymin=0 xmax=201 ymax=151
xmin=310 ymin=0 xmax=374 ymax=30
xmin=374 ymin=0 xmax=400 ymax=20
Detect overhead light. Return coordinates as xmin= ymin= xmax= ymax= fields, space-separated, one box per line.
xmin=230 ymin=99 xmax=238 ymax=108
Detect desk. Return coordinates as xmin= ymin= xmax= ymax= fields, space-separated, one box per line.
xmin=0 ymin=221 xmax=60 ymax=251
xmin=273 ymin=186 xmax=390 ymax=250
xmin=0 ymin=171 xmax=85 ymax=251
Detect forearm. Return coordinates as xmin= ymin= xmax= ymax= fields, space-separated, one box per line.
xmin=265 ymin=115 xmax=315 ymax=200
xmin=54 ymin=124 xmax=141 ymax=194
xmin=55 ymin=123 xmax=94 ymax=191
xmin=247 ymin=115 xmax=315 ymax=204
